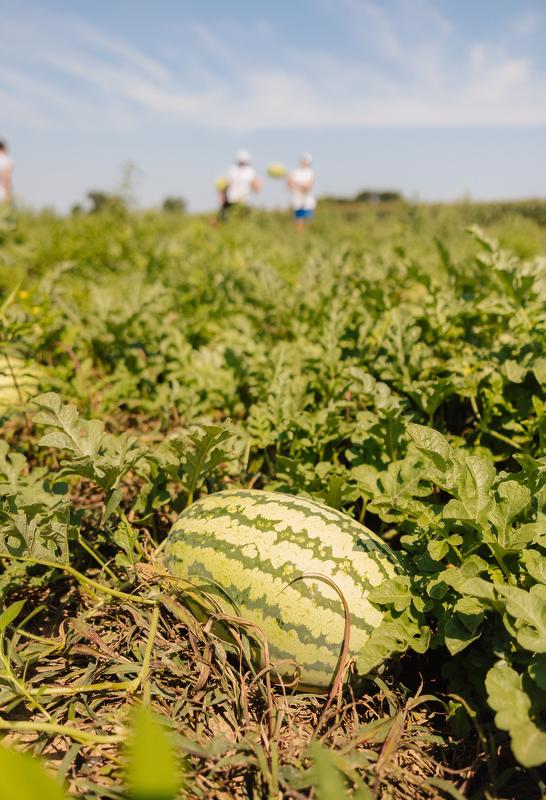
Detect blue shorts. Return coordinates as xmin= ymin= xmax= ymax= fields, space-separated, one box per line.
xmin=294 ymin=208 xmax=314 ymax=219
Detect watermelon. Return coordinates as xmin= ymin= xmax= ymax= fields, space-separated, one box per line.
xmin=0 ymin=355 xmax=41 ymax=412
xmin=267 ymin=162 xmax=287 ymax=178
xmin=164 ymin=489 xmax=403 ymax=690
xmin=214 ymin=176 xmax=228 ymax=191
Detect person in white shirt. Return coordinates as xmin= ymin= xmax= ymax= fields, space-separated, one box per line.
xmin=288 ymin=152 xmax=316 ymax=232
xmin=220 ymin=149 xmax=261 ymax=219
xmin=0 ymin=141 xmax=14 ymax=204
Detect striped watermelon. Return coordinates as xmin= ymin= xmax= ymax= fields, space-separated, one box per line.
xmin=0 ymin=355 xmax=41 ymax=412
xmin=164 ymin=489 xmax=404 ymax=690
xmin=266 ymin=162 xmax=287 ymax=178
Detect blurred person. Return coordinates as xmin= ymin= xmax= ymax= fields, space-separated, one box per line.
xmin=0 ymin=141 xmax=13 ymax=204
xmin=288 ymin=152 xmax=315 ymax=232
xmin=219 ymin=149 xmax=261 ymax=220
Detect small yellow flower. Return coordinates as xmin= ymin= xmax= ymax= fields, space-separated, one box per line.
xmin=31 ymin=306 xmax=40 ymax=314
xmin=18 ymin=290 xmax=29 ymax=300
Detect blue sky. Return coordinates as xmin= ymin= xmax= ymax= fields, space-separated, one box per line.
xmin=1 ymin=0 xmax=545 ymax=211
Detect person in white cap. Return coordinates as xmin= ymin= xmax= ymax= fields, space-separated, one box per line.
xmin=220 ymin=149 xmax=261 ymax=219
xmin=288 ymin=152 xmax=316 ymax=232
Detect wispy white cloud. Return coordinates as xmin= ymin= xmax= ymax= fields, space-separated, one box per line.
xmin=70 ymin=18 xmax=171 ymax=82
xmin=512 ymin=9 xmax=543 ymax=36
xmin=1 ymin=1 xmax=545 ymax=132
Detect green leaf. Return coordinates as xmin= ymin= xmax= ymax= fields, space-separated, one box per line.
xmin=367 ymin=575 xmax=412 ymax=612
xmin=321 ymin=474 xmax=346 ymax=510
xmin=34 ymin=392 xmax=105 ymax=458
xmin=453 ymin=595 xmax=485 ymax=622
xmin=488 ymin=480 xmax=531 ymax=550
xmin=503 ymin=359 xmax=526 ymax=383
xmin=444 ymin=611 xmax=483 ymax=655
xmin=467 ymin=224 xmax=498 ymax=252
xmin=0 ymin=510 xmax=69 ymax=564
xmin=458 ymin=577 xmax=498 ymax=604
xmin=443 ymin=457 xmax=495 ymax=528
xmin=532 ymin=356 xmax=546 ymax=384
xmin=498 ymin=585 xmax=546 ymax=652
xmin=485 ymin=661 xmax=530 ymax=732
xmin=503 ymin=522 xmax=544 ymax=550
xmin=521 ymin=549 xmax=546 ymax=585
xmin=513 ymin=454 xmax=546 ymax=494
xmin=171 ymin=424 xmax=234 ymax=504
xmin=427 ymin=539 xmax=449 ymax=561
xmin=0 ymin=440 xmax=28 ymax=492
xmin=356 ymin=455 xmax=434 ymax=524
xmin=0 ymin=744 xmax=68 ymax=800
xmin=307 ymin=742 xmax=350 ymax=800
xmin=0 ymin=599 xmax=26 ymax=632
xmin=356 ymin=613 xmax=430 ymax=673
xmin=33 ymin=393 xmax=143 ymax=492
xmin=528 ymin=655 xmax=546 ymax=690
xmin=126 ymin=703 xmax=183 ymax=800
xmin=113 ymin=517 xmax=140 ymax=568
xmin=406 ymin=423 xmax=452 ymax=472
xmin=510 ymin=721 xmax=546 ymax=768
xmin=102 ymin=488 xmax=124 ymax=524
xmin=408 ymin=378 xmax=456 ymax=418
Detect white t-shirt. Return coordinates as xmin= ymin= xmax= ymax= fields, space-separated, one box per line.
xmin=226 ymin=164 xmax=256 ymax=204
xmin=0 ymin=153 xmax=13 ymax=202
xmin=290 ymin=166 xmax=316 ymax=210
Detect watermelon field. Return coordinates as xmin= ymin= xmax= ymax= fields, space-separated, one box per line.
xmin=1 ymin=199 xmax=546 ymax=799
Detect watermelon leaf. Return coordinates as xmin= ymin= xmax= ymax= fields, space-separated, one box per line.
xmin=125 ymin=703 xmax=183 ymax=799
xmin=0 ymin=744 xmax=68 ymax=800
xmin=170 ymin=424 xmax=234 ymax=505
xmin=0 ymin=509 xmax=69 ymax=564
xmin=486 ymin=661 xmax=546 ymax=767
xmin=307 ymin=742 xmax=351 ymax=799
xmin=0 ymin=599 xmax=26 ymax=632
xmin=33 ymin=392 xmax=144 ymax=494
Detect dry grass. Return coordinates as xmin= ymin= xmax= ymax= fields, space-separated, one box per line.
xmin=1 ymin=560 xmax=474 ymax=800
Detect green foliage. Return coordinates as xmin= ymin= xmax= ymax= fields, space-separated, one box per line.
xmin=125 ymin=704 xmax=183 ymax=799
xmin=486 ymin=661 xmax=546 ymax=768
xmin=0 ymin=704 xmax=184 ymax=800
xmin=86 ymin=190 xmax=126 ymax=215
xmin=354 ymin=189 xmax=403 ymax=203
xmin=0 ymin=744 xmax=68 ymax=800
xmin=162 ymin=196 xmax=187 ymax=214
xmin=307 ymin=742 xmax=352 ymax=799
xmin=0 ymin=437 xmax=72 ymax=565
xmin=360 ymin=420 xmax=546 ymax=765
xmin=1 ymin=203 xmax=546 ymax=796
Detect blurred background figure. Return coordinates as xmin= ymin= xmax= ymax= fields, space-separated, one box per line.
xmin=0 ymin=141 xmax=14 ymax=204
xmin=288 ymin=152 xmax=315 ymax=232
xmin=219 ymin=149 xmax=261 ymax=220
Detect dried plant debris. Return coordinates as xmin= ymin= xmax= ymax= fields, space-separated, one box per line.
xmin=1 ymin=587 xmax=470 ymax=800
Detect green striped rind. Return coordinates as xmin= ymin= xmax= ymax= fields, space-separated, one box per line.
xmin=0 ymin=356 xmax=40 ymax=410
xmin=164 ymin=489 xmax=404 ymax=690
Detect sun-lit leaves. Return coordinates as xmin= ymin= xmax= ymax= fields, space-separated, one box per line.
xmin=172 ymin=425 xmax=235 ymax=504
xmin=486 ymin=661 xmax=546 ymax=768
xmin=497 ymin=585 xmax=546 ymax=653
xmin=0 ymin=744 xmax=69 ymax=800
xmin=0 ymin=703 xmax=184 ymax=800
xmin=33 ymin=392 xmax=144 ymax=495
xmin=0 ymin=509 xmax=69 ymax=563
xmin=125 ymin=703 xmax=183 ymax=800
xmin=0 ymin=205 xmax=545 ymax=794
xmin=307 ymin=742 xmax=350 ymax=799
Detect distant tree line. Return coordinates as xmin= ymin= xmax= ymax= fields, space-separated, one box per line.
xmin=71 ymin=192 xmax=187 ymax=216
xmin=318 ymin=189 xmax=403 ymax=205
xmin=162 ymin=197 xmax=187 ymax=214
